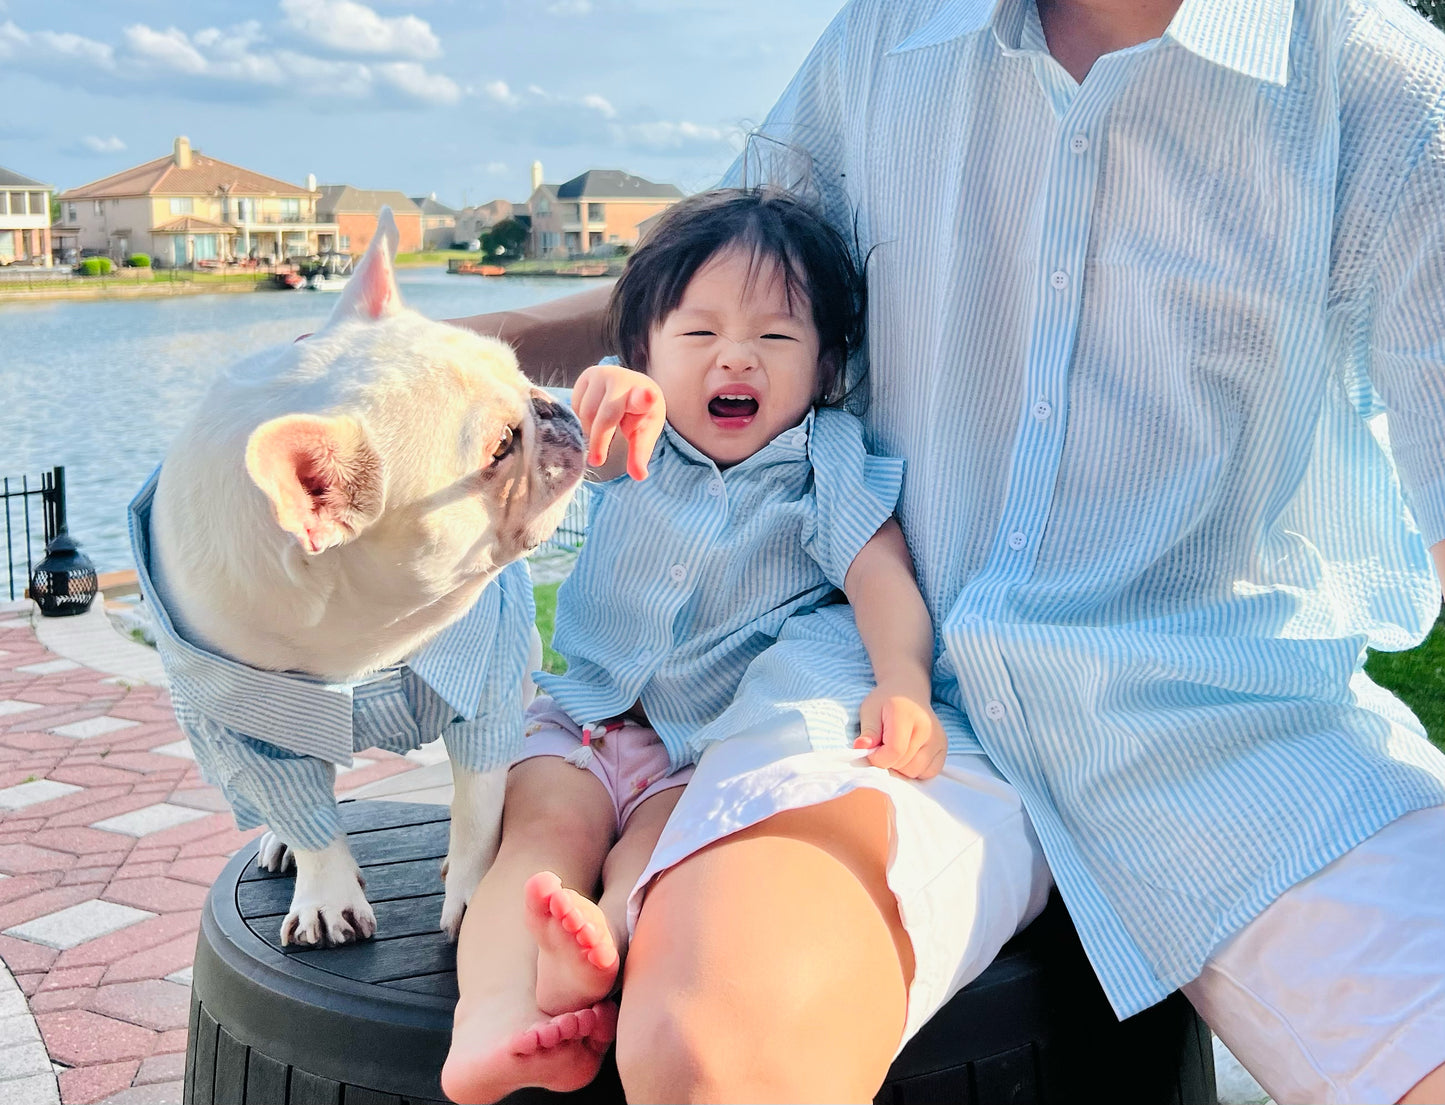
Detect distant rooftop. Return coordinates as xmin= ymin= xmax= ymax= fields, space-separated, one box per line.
xmin=318 ymin=186 xmax=422 ymax=216
xmin=555 ymin=170 xmax=682 ymax=200
xmin=0 ymin=167 xmax=50 ymax=190
xmin=58 ymin=143 xmax=310 ymax=200
xmin=410 ymin=194 xmax=458 ymax=216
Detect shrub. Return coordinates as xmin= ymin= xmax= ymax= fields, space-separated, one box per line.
xmin=126 ymin=253 xmax=151 ymax=268
xmin=78 ymin=257 xmax=113 ymax=276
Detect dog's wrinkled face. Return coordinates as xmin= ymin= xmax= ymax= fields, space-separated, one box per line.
xmin=232 ymin=212 xmax=584 ymax=627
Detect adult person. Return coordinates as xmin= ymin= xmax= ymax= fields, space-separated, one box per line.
xmin=457 ymin=1 xmax=1445 ymax=1101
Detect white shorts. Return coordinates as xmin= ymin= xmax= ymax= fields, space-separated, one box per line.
xmin=1184 ymin=805 xmax=1445 ymax=1105
xmin=626 ymin=717 xmax=1054 ymax=1052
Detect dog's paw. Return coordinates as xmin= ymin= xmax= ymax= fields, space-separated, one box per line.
xmin=280 ymin=897 xmax=377 ymax=947
xmin=280 ymin=837 xmax=376 ymax=947
xmin=440 ymin=848 xmax=487 ymax=942
xmin=256 ymin=831 xmax=295 ymax=873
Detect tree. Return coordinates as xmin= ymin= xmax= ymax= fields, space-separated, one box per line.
xmin=482 ymin=218 xmax=528 ymax=261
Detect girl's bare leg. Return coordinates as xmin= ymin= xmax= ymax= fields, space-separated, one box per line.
xmin=441 ymin=757 xmax=617 ymax=1104
xmin=526 ymin=786 xmax=683 ymax=1014
xmin=616 ymin=788 xmax=913 ymax=1104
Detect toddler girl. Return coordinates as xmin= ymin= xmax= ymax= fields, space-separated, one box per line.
xmin=441 ymin=187 xmax=946 ymax=1104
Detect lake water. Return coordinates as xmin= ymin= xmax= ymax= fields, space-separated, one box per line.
xmin=0 ymin=271 xmax=594 ymax=574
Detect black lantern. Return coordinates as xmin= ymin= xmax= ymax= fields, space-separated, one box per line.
xmin=30 ymin=531 xmax=97 ymax=617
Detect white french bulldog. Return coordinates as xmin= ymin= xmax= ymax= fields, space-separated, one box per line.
xmin=138 ymin=209 xmax=584 ymax=946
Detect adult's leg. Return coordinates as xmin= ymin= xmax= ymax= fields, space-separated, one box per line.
xmin=618 ymin=788 xmax=911 ymax=1104
xmin=527 ymin=786 xmax=684 ymax=1014
xmin=441 ymin=756 xmax=617 ymax=1104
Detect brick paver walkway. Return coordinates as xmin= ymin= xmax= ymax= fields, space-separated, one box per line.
xmin=0 ymin=612 xmax=420 ymax=1104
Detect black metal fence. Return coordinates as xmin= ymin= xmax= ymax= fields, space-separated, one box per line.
xmin=2 ymin=466 xmax=66 ymax=601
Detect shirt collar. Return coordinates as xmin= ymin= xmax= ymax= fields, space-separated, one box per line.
xmin=659 ymin=407 xmax=815 ymax=474
xmin=888 ymin=0 xmax=1292 ymax=86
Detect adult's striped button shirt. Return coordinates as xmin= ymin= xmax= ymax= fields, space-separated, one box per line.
xmin=733 ymin=0 xmax=1445 ymax=1015
xmin=535 ymin=407 xmax=904 ymax=771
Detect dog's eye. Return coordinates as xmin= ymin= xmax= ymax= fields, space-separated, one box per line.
xmin=490 ymin=425 xmax=518 ymax=463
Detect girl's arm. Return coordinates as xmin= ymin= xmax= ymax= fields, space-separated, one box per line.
xmin=843 ymin=518 xmax=948 ymax=780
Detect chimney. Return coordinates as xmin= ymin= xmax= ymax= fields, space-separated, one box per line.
xmin=173 ymin=136 xmax=192 ymax=170
xmin=306 ymin=173 xmax=317 ymax=193
xmin=531 ymin=160 xmax=543 ymax=193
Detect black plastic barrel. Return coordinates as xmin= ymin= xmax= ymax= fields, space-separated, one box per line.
xmin=184 ymin=800 xmax=1215 ymax=1105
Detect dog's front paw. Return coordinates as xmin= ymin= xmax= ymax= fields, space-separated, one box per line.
xmin=440 ymin=848 xmax=487 ymax=941
xmin=256 ymin=831 xmax=295 ymax=873
xmin=281 ymin=837 xmax=377 ymax=947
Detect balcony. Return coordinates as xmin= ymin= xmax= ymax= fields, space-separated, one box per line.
xmin=560 ymin=219 xmax=607 ymax=233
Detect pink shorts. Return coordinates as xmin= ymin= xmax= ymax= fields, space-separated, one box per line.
xmin=516 ymin=696 xmax=694 ymax=832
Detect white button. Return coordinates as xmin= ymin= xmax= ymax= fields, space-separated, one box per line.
xmin=964 ymin=612 xmax=983 ymax=626
xmin=1069 ymin=134 xmax=1089 ymax=154
xmin=707 ymin=479 xmax=723 ymax=497
xmin=985 ymin=700 xmax=1007 ymax=720
xmin=1007 ymin=531 xmax=1027 ymax=551
xmin=1032 ymin=400 xmax=1053 ymax=421
xmin=668 ymin=564 xmax=686 ymax=583
xmin=1050 ymin=270 xmax=1069 ymax=291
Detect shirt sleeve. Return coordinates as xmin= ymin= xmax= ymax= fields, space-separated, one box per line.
xmin=1368 ymin=100 xmax=1445 ymax=547
xmin=801 ymin=408 xmax=904 ymax=589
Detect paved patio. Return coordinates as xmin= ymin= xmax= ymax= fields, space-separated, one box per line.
xmin=0 ymin=597 xmax=442 ymax=1104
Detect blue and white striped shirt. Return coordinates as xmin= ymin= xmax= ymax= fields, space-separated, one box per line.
xmin=535 ymin=407 xmax=903 ymax=769
xmin=732 ymin=0 xmax=1445 ymax=1015
xmin=128 ymin=470 xmax=536 ymax=850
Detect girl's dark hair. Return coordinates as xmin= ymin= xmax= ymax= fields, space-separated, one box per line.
xmin=604 ymin=186 xmax=865 ymax=408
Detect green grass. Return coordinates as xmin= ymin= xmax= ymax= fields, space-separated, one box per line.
xmin=394 ymin=250 xmax=485 ymax=266
xmin=530 ymin=583 xmax=1444 ymax=750
xmin=1366 ymin=614 xmax=1445 ymax=750
xmin=533 ymin=581 xmax=565 ymax=674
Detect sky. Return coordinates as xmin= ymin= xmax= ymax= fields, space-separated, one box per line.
xmin=0 ymin=0 xmax=843 ymax=207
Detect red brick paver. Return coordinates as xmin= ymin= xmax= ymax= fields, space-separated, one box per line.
xmin=0 ymin=616 xmax=422 ymax=1102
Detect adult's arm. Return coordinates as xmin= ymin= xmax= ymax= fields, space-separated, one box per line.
xmin=449 ymin=284 xmax=612 ymax=388
xmin=1435 ymin=542 xmax=1445 ymax=599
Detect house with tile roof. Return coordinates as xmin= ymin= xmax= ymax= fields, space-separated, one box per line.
xmin=56 ymin=137 xmax=329 ymax=266
xmin=410 ymin=193 xmax=459 ymax=250
xmin=0 ymin=167 xmax=54 ymax=266
xmin=317 ymin=186 xmax=423 ymax=256
xmin=525 ymin=164 xmax=683 ymax=258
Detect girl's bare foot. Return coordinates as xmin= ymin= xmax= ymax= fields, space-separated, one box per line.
xmin=442 ymin=998 xmax=617 ymax=1104
xmin=524 ymin=870 xmax=621 ymax=1015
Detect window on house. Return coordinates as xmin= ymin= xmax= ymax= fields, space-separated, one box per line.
xmin=29 ymin=192 xmax=43 ymax=214
xmin=93 ymin=200 xmax=104 ymax=215
xmin=339 ymin=236 xmax=350 ymax=251
xmin=0 ymin=193 xmax=9 ymax=216
xmin=280 ymin=198 xmax=300 ymax=219
xmin=67 ymin=204 xmax=77 ymax=223
xmin=537 ymin=199 xmax=550 ymax=215
xmin=169 ymin=198 xmax=194 ymax=215
xmin=588 ymin=203 xmax=604 ymax=221
xmin=8 ymin=193 xmax=24 ymax=215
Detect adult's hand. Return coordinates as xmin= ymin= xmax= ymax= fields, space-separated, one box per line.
xmin=448 ymin=285 xmax=612 ymax=388
xmin=1433 ymin=539 xmax=1445 ymax=600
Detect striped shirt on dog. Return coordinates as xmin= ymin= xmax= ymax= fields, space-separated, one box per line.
xmin=129 ymin=469 xmax=536 ymax=851
xmin=534 ymin=407 xmax=903 ymax=770
xmin=722 ymin=0 xmax=1445 ymax=1016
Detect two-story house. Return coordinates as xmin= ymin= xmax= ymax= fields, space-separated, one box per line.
xmin=526 ymin=165 xmax=683 ymax=259
xmin=56 ymin=138 xmax=329 ymax=266
xmin=410 ymin=194 xmax=459 ymax=249
xmin=316 ymin=187 xmax=423 ymax=256
xmin=0 ymin=168 xmax=53 ymax=266
xmin=453 ymin=198 xmax=519 ymax=249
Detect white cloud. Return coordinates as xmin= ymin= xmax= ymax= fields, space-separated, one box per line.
xmin=280 ymin=0 xmax=440 ymax=59
xmin=0 ymin=21 xmax=115 ymax=68
xmin=123 ymin=25 xmax=214 ymax=75
xmin=580 ymin=93 xmax=615 ymax=118
xmin=613 ymin=119 xmax=729 ymax=149
xmin=483 ymin=79 xmax=519 ymax=105
xmin=376 ymin=61 xmax=459 ymax=104
xmin=546 ymin=0 xmax=592 ymax=14
xmin=81 ymin=135 xmax=126 ymax=153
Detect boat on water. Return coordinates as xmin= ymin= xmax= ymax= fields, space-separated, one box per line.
xmin=300 ymin=252 xmax=354 ymax=292
xmin=452 ymin=261 xmax=507 ymax=276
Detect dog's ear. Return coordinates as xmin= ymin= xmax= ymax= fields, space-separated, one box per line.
xmin=245 ymin=414 xmax=385 ymax=554
xmin=326 ymin=206 xmax=402 ymax=325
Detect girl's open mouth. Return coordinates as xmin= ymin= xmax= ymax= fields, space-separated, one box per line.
xmin=708 ymin=393 xmax=759 ymax=424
